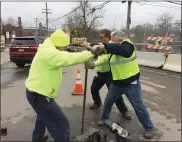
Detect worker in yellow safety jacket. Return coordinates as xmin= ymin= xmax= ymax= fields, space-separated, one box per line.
xmin=25 ymin=29 xmax=103 ymax=142
xmin=87 ymin=29 xmax=132 ymax=120
xmin=85 ymin=30 xmax=154 ymax=139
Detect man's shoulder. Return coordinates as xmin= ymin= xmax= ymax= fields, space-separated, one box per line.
xmin=121 ymin=38 xmax=133 ymax=44
xmin=36 ymin=47 xmax=59 ymax=62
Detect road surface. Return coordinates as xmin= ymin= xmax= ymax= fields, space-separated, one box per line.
xmin=1 ymin=62 xmax=181 ymax=141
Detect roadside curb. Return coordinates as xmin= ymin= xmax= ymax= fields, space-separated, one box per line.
xmin=1 ymin=60 xmax=11 ymax=65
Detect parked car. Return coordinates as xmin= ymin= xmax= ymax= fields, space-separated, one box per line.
xmin=9 ymin=36 xmax=45 ymax=67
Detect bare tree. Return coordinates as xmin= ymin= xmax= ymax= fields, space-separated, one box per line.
xmin=173 ymin=20 xmax=181 ymax=29
xmin=1 ymin=17 xmax=18 ymax=27
xmin=131 ymin=25 xmax=145 ymax=43
xmin=66 ymin=1 xmax=104 ymax=41
xmin=8 ymin=17 xmax=18 ymax=26
xmin=157 ymin=12 xmax=174 ymax=36
xmin=61 ymin=23 xmax=67 ymax=32
xmin=172 ymin=20 xmax=181 ymax=41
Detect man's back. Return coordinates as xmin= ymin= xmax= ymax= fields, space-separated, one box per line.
xmin=25 ymin=38 xmax=63 ymax=99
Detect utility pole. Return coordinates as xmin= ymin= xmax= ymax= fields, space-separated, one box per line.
xmin=120 ymin=21 xmax=123 ymax=31
xmin=126 ymin=1 xmax=132 ymax=38
xmin=42 ymin=2 xmax=51 ymax=35
xmin=34 ymin=18 xmax=39 ymax=36
xmin=143 ymin=24 xmax=147 ymax=43
xmin=165 ymin=20 xmax=168 ymax=37
xmin=164 ymin=20 xmax=168 ymax=46
xmin=113 ymin=16 xmax=116 ymax=29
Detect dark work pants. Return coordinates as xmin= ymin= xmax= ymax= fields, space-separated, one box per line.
xmin=102 ymin=80 xmax=153 ymax=131
xmin=91 ymin=72 xmax=128 ymax=114
xmin=26 ymin=89 xmax=70 ymax=142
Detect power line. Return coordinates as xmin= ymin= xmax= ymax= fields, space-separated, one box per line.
xmin=138 ymin=2 xmax=181 ymax=9
xmin=78 ymin=1 xmax=111 ymax=27
xmin=49 ymin=1 xmax=111 ymax=23
xmin=94 ymin=1 xmax=111 ymax=10
xmin=48 ymin=1 xmax=88 ymax=23
xmin=136 ymin=1 xmax=147 ymax=6
xmin=152 ymin=2 xmax=181 ymax=8
xmin=136 ymin=1 xmax=181 ymax=8
xmin=91 ymin=1 xmax=110 ymax=14
xmin=34 ymin=18 xmax=39 ymax=35
xmin=167 ymin=1 xmax=182 ymax=5
xmin=153 ymin=1 xmax=181 ymax=7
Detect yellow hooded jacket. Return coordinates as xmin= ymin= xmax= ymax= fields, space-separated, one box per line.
xmin=25 ymin=30 xmax=94 ymax=99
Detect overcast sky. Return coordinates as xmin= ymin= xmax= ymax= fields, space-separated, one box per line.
xmin=1 ymin=2 xmax=181 ymax=30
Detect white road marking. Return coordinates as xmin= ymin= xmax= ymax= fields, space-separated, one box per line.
xmin=141 ymin=76 xmax=150 ymax=80
xmin=141 ymin=84 xmax=161 ymax=95
xmin=140 ymin=79 xmax=166 ymax=89
xmin=141 ymin=68 xmax=181 ymax=79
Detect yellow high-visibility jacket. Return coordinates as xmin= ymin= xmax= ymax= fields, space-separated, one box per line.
xmin=25 ymin=38 xmax=94 ymax=98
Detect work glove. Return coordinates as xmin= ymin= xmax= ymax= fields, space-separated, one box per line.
xmin=90 ymin=45 xmax=107 ymax=56
xmin=81 ymin=42 xmax=90 ymax=47
xmin=84 ymin=60 xmax=95 ymax=70
xmin=80 ymin=42 xmax=92 ymax=51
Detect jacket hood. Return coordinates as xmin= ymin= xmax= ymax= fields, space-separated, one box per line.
xmin=50 ymin=29 xmax=70 ymax=47
xmin=39 ymin=38 xmax=55 ymax=49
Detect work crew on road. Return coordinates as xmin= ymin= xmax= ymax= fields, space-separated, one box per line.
xmin=25 ymin=29 xmax=104 ymax=142
xmin=85 ymin=30 xmax=154 ymax=139
xmin=87 ymin=29 xmax=132 ymax=120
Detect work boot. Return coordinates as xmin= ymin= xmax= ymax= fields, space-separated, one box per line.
xmin=122 ymin=112 xmax=132 ymax=120
xmin=98 ymin=120 xmax=105 ymax=126
xmin=143 ymin=129 xmax=154 ymax=139
xmin=89 ymin=103 xmax=101 ymax=109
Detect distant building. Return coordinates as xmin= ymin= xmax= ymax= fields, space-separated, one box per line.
xmin=2 ymin=17 xmax=22 ymax=42
xmin=1 ymin=17 xmax=55 ymax=43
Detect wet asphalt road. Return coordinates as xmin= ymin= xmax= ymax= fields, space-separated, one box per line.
xmin=0 ymin=62 xmax=181 ymax=141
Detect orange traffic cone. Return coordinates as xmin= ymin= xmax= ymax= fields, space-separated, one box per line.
xmin=72 ymin=69 xmax=84 ymax=95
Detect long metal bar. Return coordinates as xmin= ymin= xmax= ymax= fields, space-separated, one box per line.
xmin=81 ymin=69 xmax=88 ymax=134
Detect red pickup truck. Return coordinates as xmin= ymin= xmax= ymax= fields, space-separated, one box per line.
xmin=9 ymin=36 xmax=45 ymax=67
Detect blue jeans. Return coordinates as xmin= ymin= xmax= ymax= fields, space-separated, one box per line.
xmin=91 ymin=72 xmax=128 ymax=114
xmin=26 ymin=89 xmax=70 ymax=142
xmin=102 ymin=80 xmax=153 ymax=131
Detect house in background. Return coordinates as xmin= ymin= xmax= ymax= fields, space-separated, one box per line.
xmin=2 ymin=17 xmax=56 ymax=43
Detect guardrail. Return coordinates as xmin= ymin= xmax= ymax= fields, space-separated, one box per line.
xmin=136 ymin=51 xmax=166 ymax=69
xmin=162 ymin=54 xmax=181 ymax=72
xmin=136 ymin=51 xmax=181 ymax=73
